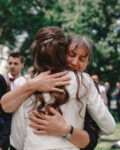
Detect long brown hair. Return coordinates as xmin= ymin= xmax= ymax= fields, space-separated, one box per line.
xmin=31 ymin=26 xmax=69 ymax=114
xmin=67 ymin=35 xmax=93 ymax=117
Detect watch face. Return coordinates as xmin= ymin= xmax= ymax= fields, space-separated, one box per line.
xmin=66 ymin=133 xmax=72 ymax=139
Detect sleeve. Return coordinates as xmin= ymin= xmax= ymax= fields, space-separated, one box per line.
xmin=81 ymin=111 xmax=99 ymax=150
xmin=81 ymin=128 xmax=99 ymax=150
xmin=10 ymin=77 xmax=27 ymax=150
xmin=86 ymin=75 xmax=115 ymax=135
xmin=10 ymin=104 xmax=26 ymax=150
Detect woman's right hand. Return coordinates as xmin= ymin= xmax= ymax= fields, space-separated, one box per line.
xmin=28 ymin=70 xmax=71 ymax=93
xmin=29 ymin=107 xmax=71 ymax=136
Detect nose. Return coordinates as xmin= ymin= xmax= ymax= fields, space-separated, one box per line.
xmin=72 ymin=57 xmax=78 ymax=66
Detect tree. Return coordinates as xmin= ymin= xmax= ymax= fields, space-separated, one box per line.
xmin=0 ymin=0 xmax=120 ymax=86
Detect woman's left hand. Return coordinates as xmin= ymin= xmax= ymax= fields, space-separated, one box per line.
xmin=29 ymin=107 xmax=70 ymax=136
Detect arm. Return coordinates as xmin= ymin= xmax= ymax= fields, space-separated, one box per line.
xmin=86 ymin=76 xmax=115 ymax=135
xmin=81 ymin=111 xmax=99 ymax=150
xmin=29 ymin=107 xmax=90 ymax=148
xmin=1 ymin=71 xmax=71 ymax=113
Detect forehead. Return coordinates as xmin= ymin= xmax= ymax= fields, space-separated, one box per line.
xmin=8 ymin=56 xmax=22 ymax=63
xmin=68 ymin=44 xmax=89 ymax=56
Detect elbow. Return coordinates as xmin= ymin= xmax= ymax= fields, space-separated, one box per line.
xmin=79 ymin=132 xmax=90 ymax=148
xmin=0 ymin=96 xmax=11 ymax=113
xmin=81 ymin=139 xmax=90 ymax=149
xmin=107 ymin=121 xmax=116 ymax=135
xmin=100 ymin=120 xmax=116 ymax=135
xmin=107 ymin=119 xmax=116 ymax=135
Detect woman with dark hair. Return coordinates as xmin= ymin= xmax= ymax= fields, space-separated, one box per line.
xmin=2 ymin=27 xmax=115 ymax=150
xmin=0 ymin=74 xmax=11 ymax=150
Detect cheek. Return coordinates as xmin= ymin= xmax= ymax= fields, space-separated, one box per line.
xmin=67 ymin=56 xmax=73 ymax=63
xmin=77 ymin=62 xmax=87 ymax=72
xmin=81 ymin=62 xmax=88 ymax=70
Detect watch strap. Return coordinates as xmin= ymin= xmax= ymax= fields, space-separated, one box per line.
xmin=65 ymin=125 xmax=73 ymax=139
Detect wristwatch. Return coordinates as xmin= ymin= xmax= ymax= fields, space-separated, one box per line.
xmin=65 ymin=125 xmax=73 ymax=139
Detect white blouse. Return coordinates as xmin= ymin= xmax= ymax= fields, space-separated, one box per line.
xmin=10 ymin=71 xmax=115 ymax=150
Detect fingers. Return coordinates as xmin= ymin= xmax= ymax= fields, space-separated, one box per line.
xmin=54 ymin=76 xmax=71 ymax=87
xmin=56 ymin=76 xmax=71 ymax=82
xmin=51 ymin=71 xmax=67 ymax=78
xmin=29 ymin=123 xmax=46 ymax=130
xmin=38 ymin=70 xmax=51 ymax=76
xmin=34 ymin=130 xmax=48 ymax=135
xmin=55 ymin=81 xmax=70 ymax=87
xmin=29 ymin=114 xmax=47 ymax=125
xmin=32 ymin=110 xmax=49 ymax=120
xmin=49 ymin=107 xmax=60 ymax=116
xmin=43 ymin=70 xmax=51 ymax=75
xmin=55 ymin=76 xmax=71 ymax=85
xmin=51 ymin=88 xmax=64 ymax=93
xmin=31 ymin=110 xmax=42 ymax=118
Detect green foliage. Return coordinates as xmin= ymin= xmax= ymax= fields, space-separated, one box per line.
xmin=0 ymin=0 xmax=120 ymax=86
xmin=95 ymin=122 xmax=120 ymax=150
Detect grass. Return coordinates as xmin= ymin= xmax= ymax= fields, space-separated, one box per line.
xmin=95 ymin=118 xmax=120 ymax=150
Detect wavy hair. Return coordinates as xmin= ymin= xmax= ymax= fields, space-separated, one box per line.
xmin=30 ymin=26 xmax=69 ymax=114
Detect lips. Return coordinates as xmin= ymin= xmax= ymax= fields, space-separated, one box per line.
xmin=10 ymin=69 xmax=15 ymax=72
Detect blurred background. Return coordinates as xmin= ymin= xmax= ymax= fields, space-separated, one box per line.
xmin=0 ymin=0 xmax=120 ymax=149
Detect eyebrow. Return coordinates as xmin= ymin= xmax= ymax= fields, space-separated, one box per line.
xmin=70 ymin=50 xmax=89 ymax=58
xmin=81 ymin=52 xmax=89 ymax=58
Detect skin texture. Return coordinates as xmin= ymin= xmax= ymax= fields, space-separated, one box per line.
xmin=8 ymin=56 xmax=24 ymax=78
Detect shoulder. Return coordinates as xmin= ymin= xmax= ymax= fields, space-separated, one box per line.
xmin=0 ymin=74 xmax=6 ymax=82
xmin=0 ymin=74 xmax=7 ymax=98
xmin=66 ymin=71 xmax=91 ymax=80
xmin=0 ymin=74 xmax=8 ymax=88
xmin=66 ymin=71 xmax=92 ymax=85
xmin=65 ymin=71 xmax=93 ymax=96
xmin=14 ymin=75 xmax=29 ymax=88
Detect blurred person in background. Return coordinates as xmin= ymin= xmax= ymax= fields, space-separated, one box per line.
xmin=112 ymin=86 xmax=120 ymax=149
xmin=91 ymin=74 xmax=108 ymax=107
xmin=116 ymin=83 xmax=120 ymax=122
xmin=104 ymin=82 xmax=112 ymax=109
xmin=7 ymin=52 xmax=24 ymax=150
xmin=112 ymin=82 xmax=120 ymax=101
xmin=0 ymin=74 xmax=11 ymax=150
xmin=8 ymin=52 xmax=24 ymax=90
